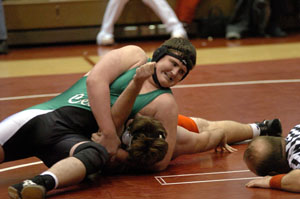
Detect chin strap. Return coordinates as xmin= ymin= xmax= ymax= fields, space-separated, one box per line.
xmin=152 ymin=67 xmax=169 ymax=89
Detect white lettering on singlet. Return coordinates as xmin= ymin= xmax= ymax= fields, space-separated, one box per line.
xmin=68 ymin=94 xmax=90 ymax=107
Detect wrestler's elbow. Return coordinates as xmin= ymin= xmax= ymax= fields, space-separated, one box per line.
xmin=86 ymin=74 xmax=97 ymax=87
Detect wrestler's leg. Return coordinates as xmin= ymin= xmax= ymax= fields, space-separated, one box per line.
xmin=47 ymin=156 xmax=86 ymax=188
xmin=0 ymin=109 xmax=52 ymax=165
xmin=174 ymin=115 xmax=254 ymax=159
xmin=35 ymin=134 xmax=108 ymax=189
xmin=177 ymin=114 xmax=199 ymax=133
xmin=45 ymin=141 xmax=89 ymax=188
xmin=8 ymin=156 xmax=87 ymax=199
xmin=173 ymin=126 xmax=202 ymax=158
xmin=178 ymin=114 xmax=253 ymax=143
xmin=45 ymin=140 xmax=108 ymax=188
xmin=8 ymin=141 xmax=108 ymax=199
xmin=193 ymin=117 xmax=253 ymax=144
xmin=174 ymin=120 xmax=252 ymax=158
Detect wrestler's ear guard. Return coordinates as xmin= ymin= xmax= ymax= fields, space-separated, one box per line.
xmin=152 ymin=46 xmax=168 ymax=62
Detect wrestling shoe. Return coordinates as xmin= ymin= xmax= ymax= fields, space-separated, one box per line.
xmin=256 ymin=119 xmax=282 ymax=137
xmin=8 ymin=180 xmax=46 ymax=199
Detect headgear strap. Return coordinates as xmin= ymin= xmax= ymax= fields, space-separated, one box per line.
xmin=152 ymin=67 xmax=169 ymax=89
xmin=122 ymin=124 xmax=166 ymax=149
xmin=122 ymin=128 xmax=133 ymax=148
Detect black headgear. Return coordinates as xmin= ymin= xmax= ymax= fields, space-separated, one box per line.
xmin=151 ymin=38 xmax=196 ymax=88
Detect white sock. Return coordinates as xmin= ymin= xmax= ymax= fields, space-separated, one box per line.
xmin=249 ymin=123 xmax=260 ymax=137
xmin=41 ymin=171 xmax=59 ymax=189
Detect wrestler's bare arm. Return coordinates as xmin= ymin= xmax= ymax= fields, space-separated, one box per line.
xmin=111 ymin=62 xmax=155 ymax=133
xmin=246 ymin=169 xmax=300 ymax=192
xmin=87 ymin=45 xmax=147 ymax=157
xmin=149 ymin=94 xmax=179 ymax=171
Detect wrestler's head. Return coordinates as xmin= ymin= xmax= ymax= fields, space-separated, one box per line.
xmin=121 ymin=115 xmax=168 ymax=172
xmin=243 ymin=136 xmax=290 ymax=176
xmin=151 ymin=38 xmax=196 ymax=88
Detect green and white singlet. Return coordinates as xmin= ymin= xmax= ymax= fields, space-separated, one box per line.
xmin=0 ymin=67 xmax=172 ymax=166
xmin=28 ymin=67 xmax=172 ymax=118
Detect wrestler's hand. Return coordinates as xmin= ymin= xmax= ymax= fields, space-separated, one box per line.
xmin=91 ymin=131 xmax=121 ymax=159
xmin=115 ymin=148 xmax=129 ymax=162
xmin=133 ymin=62 xmax=155 ymax=85
xmin=215 ymin=134 xmax=237 ymax=153
xmin=246 ymin=176 xmax=270 ymax=189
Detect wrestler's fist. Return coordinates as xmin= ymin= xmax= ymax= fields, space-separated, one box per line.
xmin=133 ymin=62 xmax=155 ymax=84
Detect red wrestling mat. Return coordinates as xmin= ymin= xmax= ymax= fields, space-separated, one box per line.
xmin=1 ymin=36 xmax=300 ymax=198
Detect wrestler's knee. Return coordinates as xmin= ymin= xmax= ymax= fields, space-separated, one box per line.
xmin=69 ymin=141 xmax=89 ymax=156
xmin=72 ymin=142 xmax=109 ymax=175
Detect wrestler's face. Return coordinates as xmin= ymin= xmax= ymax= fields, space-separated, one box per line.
xmin=155 ymin=55 xmax=187 ymax=87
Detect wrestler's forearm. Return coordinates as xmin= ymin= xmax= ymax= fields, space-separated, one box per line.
xmin=111 ymin=62 xmax=155 ymax=133
xmin=87 ymin=79 xmax=117 ymax=136
xmin=247 ymin=170 xmax=300 ymax=192
xmin=280 ymin=170 xmax=300 ymax=192
xmin=111 ymin=80 xmax=143 ymax=133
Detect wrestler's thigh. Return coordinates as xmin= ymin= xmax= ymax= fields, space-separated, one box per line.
xmin=37 ymin=135 xmax=90 ymax=168
xmin=2 ymin=117 xmax=40 ymax=162
xmin=191 ymin=117 xmax=210 ymax=133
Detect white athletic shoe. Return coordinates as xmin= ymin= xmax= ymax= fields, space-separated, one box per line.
xmin=171 ymin=29 xmax=188 ymax=39
xmin=96 ymin=32 xmax=115 ymax=46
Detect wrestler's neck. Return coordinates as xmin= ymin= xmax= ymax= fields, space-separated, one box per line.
xmin=139 ymin=77 xmax=162 ymax=94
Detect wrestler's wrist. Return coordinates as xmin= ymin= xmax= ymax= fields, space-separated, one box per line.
xmin=269 ymin=174 xmax=285 ymax=189
xmin=101 ymin=130 xmax=119 ymax=140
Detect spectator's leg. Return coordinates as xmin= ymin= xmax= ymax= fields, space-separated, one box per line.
xmin=226 ymin=0 xmax=253 ymax=39
xmin=266 ymin=0 xmax=287 ymax=37
xmin=142 ymin=0 xmax=187 ymax=38
xmin=252 ymin=0 xmax=270 ymax=36
xmin=96 ymin=0 xmax=129 ymax=45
